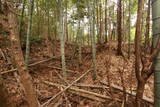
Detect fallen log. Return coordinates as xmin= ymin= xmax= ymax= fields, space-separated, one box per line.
xmin=100 ymin=80 xmax=154 ymax=105
xmin=0 ymin=57 xmax=57 ymax=75
xmin=42 ymin=69 xmax=91 ymax=107
xmin=43 ymin=81 xmax=119 ymax=103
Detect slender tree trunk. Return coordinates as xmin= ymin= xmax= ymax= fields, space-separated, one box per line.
xmin=44 ymin=1 xmax=54 ymax=57
xmin=99 ymin=0 xmax=102 ymax=43
xmin=77 ymin=0 xmax=82 ymax=65
xmin=58 ymin=0 xmax=67 ymax=79
xmin=91 ymin=0 xmax=97 ymax=80
xmin=36 ymin=0 xmax=40 ymax=37
xmin=128 ymin=0 xmax=131 ymax=58
xmin=105 ymin=0 xmax=108 ymax=42
xmin=8 ymin=6 xmax=39 ymax=107
xmin=65 ymin=0 xmax=68 ymax=42
xmin=25 ymin=0 xmax=34 ymax=66
xmin=77 ymin=22 xmax=82 ymax=65
xmin=96 ymin=0 xmax=100 ymax=43
xmin=145 ymin=0 xmax=151 ymax=53
xmin=135 ymin=0 xmax=144 ymax=106
xmin=19 ymin=0 xmax=26 ymax=39
xmin=117 ymin=0 xmax=123 ymax=55
xmin=135 ymin=80 xmax=146 ymax=107
xmin=87 ymin=0 xmax=91 ymax=46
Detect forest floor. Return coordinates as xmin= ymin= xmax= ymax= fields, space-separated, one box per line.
xmin=0 ymin=39 xmax=154 ymax=107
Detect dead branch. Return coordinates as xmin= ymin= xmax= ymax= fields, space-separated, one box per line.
xmin=47 ymin=66 xmax=79 ymax=74
xmin=75 ymin=83 xmax=109 ymax=89
xmin=0 ymin=57 xmax=57 ymax=75
xmin=100 ymin=80 xmax=154 ymax=105
xmin=42 ymin=69 xmax=91 ymax=107
xmin=43 ymin=81 xmax=121 ymax=103
xmin=54 ymin=70 xmax=69 ymax=85
xmin=0 ymin=48 xmax=6 ymax=60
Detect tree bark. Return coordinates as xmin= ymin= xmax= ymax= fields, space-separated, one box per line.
xmin=145 ymin=0 xmax=151 ymax=53
xmin=152 ymin=0 xmax=160 ymax=106
xmin=8 ymin=6 xmax=39 ymax=107
xmin=104 ymin=0 xmax=108 ymax=42
xmin=135 ymin=0 xmax=144 ymax=106
xmin=135 ymin=80 xmax=145 ymax=107
xmin=58 ymin=0 xmax=67 ymax=79
xmin=117 ymin=0 xmax=123 ymax=55
xmin=128 ymin=0 xmax=131 ymax=59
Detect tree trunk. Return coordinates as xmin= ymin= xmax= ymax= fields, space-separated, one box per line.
xmin=45 ymin=2 xmax=54 ymax=57
xmin=152 ymin=0 xmax=160 ymax=106
xmin=77 ymin=0 xmax=82 ymax=65
xmin=64 ymin=0 xmax=68 ymax=42
xmin=145 ymin=0 xmax=151 ymax=53
xmin=19 ymin=0 xmax=26 ymax=39
xmin=91 ymin=0 xmax=97 ymax=80
xmin=8 ymin=7 xmax=39 ymax=107
xmin=58 ymin=0 xmax=67 ymax=79
xmin=117 ymin=0 xmax=123 ymax=55
xmin=25 ymin=0 xmax=34 ymax=66
xmin=104 ymin=0 xmax=108 ymax=42
xmin=96 ymin=0 xmax=100 ymax=43
xmin=128 ymin=0 xmax=131 ymax=59
xmin=135 ymin=0 xmax=144 ymax=106
xmin=135 ymin=81 xmax=145 ymax=107
xmin=99 ymin=0 xmax=102 ymax=44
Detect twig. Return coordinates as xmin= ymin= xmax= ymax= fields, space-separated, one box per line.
xmin=42 ymin=69 xmax=91 ymax=107
xmin=43 ymin=81 xmax=121 ymax=103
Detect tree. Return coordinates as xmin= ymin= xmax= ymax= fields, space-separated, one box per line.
xmin=58 ymin=0 xmax=67 ymax=79
xmin=104 ymin=0 xmax=108 ymax=42
xmin=134 ymin=0 xmax=145 ymax=106
xmin=144 ymin=0 xmax=151 ymax=53
xmin=152 ymin=0 xmax=160 ymax=106
xmin=128 ymin=0 xmax=131 ymax=59
xmin=19 ymin=0 xmax=26 ymax=40
xmin=77 ymin=0 xmax=82 ymax=65
xmin=91 ymin=0 xmax=97 ymax=80
xmin=8 ymin=3 xmax=39 ymax=107
xmin=117 ymin=0 xmax=123 ymax=55
xmin=44 ymin=0 xmax=54 ymax=57
xmin=25 ymin=0 xmax=34 ymax=66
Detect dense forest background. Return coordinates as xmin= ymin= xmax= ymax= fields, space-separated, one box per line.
xmin=0 ymin=0 xmax=160 ymax=107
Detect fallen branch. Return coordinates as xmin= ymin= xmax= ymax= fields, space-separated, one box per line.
xmin=47 ymin=66 xmax=79 ymax=74
xmin=100 ymin=80 xmax=154 ymax=104
xmin=0 ymin=57 xmax=56 ymax=75
xmin=42 ymin=69 xmax=91 ymax=107
xmin=54 ymin=70 xmax=69 ymax=85
xmin=75 ymin=83 xmax=109 ymax=89
xmin=0 ymin=48 xmax=6 ymax=61
xmin=43 ymin=81 xmax=121 ymax=103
